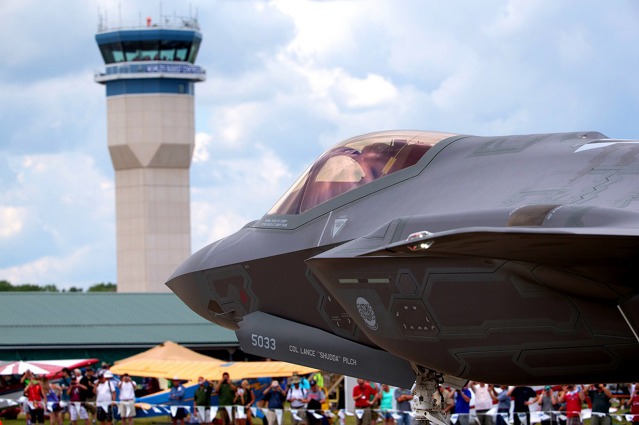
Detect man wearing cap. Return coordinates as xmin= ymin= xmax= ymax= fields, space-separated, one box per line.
xmin=169 ymin=377 xmax=187 ymax=425
xmin=536 ymin=386 xmax=558 ymax=425
xmin=194 ymin=377 xmax=213 ymax=425
xmin=305 ymin=380 xmax=326 ymax=425
xmin=97 ymin=362 xmax=110 ymax=376
xmin=286 ymin=376 xmax=307 ymax=425
xmin=94 ymin=371 xmax=116 ymax=425
xmin=80 ymin=368 xmax=97 ymax=420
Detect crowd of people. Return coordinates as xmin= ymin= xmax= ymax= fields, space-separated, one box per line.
xmin=185 ymin=372 xmax=328 ymax=425
xmin=18 ymin=363 xmax=155 ymax=425
xmin=17 ymin=367 xmax=334 ymax=425
xmin=350 ymin=381 xmax=639 ymax=425
xmin=15 ymin=366 xmax=639 ymax=425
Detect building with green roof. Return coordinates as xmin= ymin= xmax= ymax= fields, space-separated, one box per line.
xmin=0 ymin=292 xmax=239 ymax=364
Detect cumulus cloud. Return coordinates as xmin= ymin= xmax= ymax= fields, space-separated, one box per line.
xmin=275 ymin=0 xmax=362 ymax=64
xmin=301 ymin=68 xmax=399 ymax=110
xmin=190 ymin=144 xmax=294 ymax=249
xmin=0 ymin=71 xmax=103 ymax=154
xmin=485 ymin=0 xmax=550 ymax=37
xmin=0 ymin=152 xmax=114 ymax=285
xmin=193 ymin=132 xmax=212 ymax=163
xmin=211 ymin=102 xmax=269 ymax=150
xmin=0 ymin=246 xmax=92 ymax=289
xmin=0 ymin=207 xmax=25 ymax=239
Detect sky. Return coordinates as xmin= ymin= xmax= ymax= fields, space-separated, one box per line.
xmin=1 ymin=0 xmax=639 ymax=290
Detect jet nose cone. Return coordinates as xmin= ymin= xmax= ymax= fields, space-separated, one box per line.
xmin=168 ymin=226 xmax=253 ymax=281
xmin=166 ymin=228 xmax=258 ymax=331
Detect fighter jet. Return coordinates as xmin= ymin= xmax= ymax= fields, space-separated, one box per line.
xmin=167 ymin=130 xmax=639 ymax=421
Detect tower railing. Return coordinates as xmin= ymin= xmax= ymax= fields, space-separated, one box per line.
xmin=94 ymin=61 xmax=206 ymax=83
xmin=97 ymin=14 xmax=200 ymax=33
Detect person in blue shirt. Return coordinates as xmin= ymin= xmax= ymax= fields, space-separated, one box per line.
xmin=299 ymin=376 xmax=310 ymax=390
xmin=491 ymin=385 xmax=512 ymax=425
xmin=262 ymin=379 xmax=286 ymax=425
xmin=169 ymin=377 xmax=186 ymax=425
xmin=394 ymin=387 xmax=413 ymax=425
xmin=452 ymin=386 xmax=472 ymax=425
xmin=59 ymin=368 xmax=72 ymax=424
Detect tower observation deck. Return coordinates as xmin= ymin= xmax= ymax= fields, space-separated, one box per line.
xmin=95 ymin=14 xmax=205 ymax=292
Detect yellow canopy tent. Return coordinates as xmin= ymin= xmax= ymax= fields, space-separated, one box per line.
xmin=110 ymin=341 xmax=225 ymax=381
xmin=110 ymin=341 xmax=317 ymax=382
xmin=202 ymin=360 xmax=318 ymax=381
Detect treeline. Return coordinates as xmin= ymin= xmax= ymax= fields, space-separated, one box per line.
xmin=0 ymin=280 xmax=116 ymax=292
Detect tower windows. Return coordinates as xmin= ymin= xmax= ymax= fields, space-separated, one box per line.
xmin=96 ymin=30 xmax=202 ymax=64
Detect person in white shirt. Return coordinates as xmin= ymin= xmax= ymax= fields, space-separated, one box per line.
xmin=472 ymin=382 xmax=495 ymax=425
xmin=94 ymin=372 xmax=116 ymax=425
xmin=118 ymin=373 xmax=137 ymax=425
xmin=286 ymin=376 xmax=307 ymax=425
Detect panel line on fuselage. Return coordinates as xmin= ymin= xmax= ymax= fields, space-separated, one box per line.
xmin=317 ymin=210 xmax=333 ymax=247
xmin=618 ymin=305 xmax=639 ymax=343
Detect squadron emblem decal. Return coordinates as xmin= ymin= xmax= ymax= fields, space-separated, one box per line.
xmin=356 ymin=297 xmax=378 ymax=331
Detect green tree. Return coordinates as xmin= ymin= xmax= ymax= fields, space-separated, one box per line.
xmin=87 ymin=282 xmax=117 ymax=292
xmin=13 ymin=283 xmax=45 ymax=291
xmin=67 ymin=286 xmax=84 ymax=292
xmin=0 ymin=280 xmax=116 ymax=292
xmin=0 ymin=280 xmax=60 ymax=291
xmin=42 ymin=284 xmax=59 ymax=292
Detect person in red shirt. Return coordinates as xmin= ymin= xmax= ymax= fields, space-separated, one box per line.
xmin=352 ymin=379 xmax=378 ymax=425
xmin=26 ymin=375 xmax=46 ymax=425
xmin=559 ymin=385 xmax=586 ymax=425
xmin=627 ymin=384 xmax=639 ymax=425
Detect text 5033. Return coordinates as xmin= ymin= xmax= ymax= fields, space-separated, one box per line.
xmin=251 ymin=334 xmax=276 ymax=350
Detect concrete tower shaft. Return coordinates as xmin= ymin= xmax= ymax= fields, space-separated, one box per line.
xmin=107 ymin=94 xmax=194 ymax=293
xmin=95 ymin=15 xmax=205 ymax=292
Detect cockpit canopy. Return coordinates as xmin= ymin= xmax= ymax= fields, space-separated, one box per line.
xmin=269 ymin=131 xmax=457 ymax=215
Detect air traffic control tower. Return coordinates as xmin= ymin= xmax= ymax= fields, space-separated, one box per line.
xmin=95 ymin=15 xmax=205 ymax=292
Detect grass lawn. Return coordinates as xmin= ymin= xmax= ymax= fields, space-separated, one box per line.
xmin=0 ymin=415 xmax=347 ymax=425
xmin=0 ymin=419 xmax=166 ymax=425
xmin=2 ymin=409 xmax=632 ymax=425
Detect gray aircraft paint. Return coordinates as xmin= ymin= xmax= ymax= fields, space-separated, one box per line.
xmin=167 ymin=130 xmax=639 ymax=385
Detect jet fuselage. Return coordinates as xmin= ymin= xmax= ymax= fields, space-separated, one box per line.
xmin=168 ymin=130 xmax=639 ymax=386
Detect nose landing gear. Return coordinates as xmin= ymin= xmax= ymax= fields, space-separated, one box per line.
xmin=411 ymin=367 xmax=450 ymax=425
